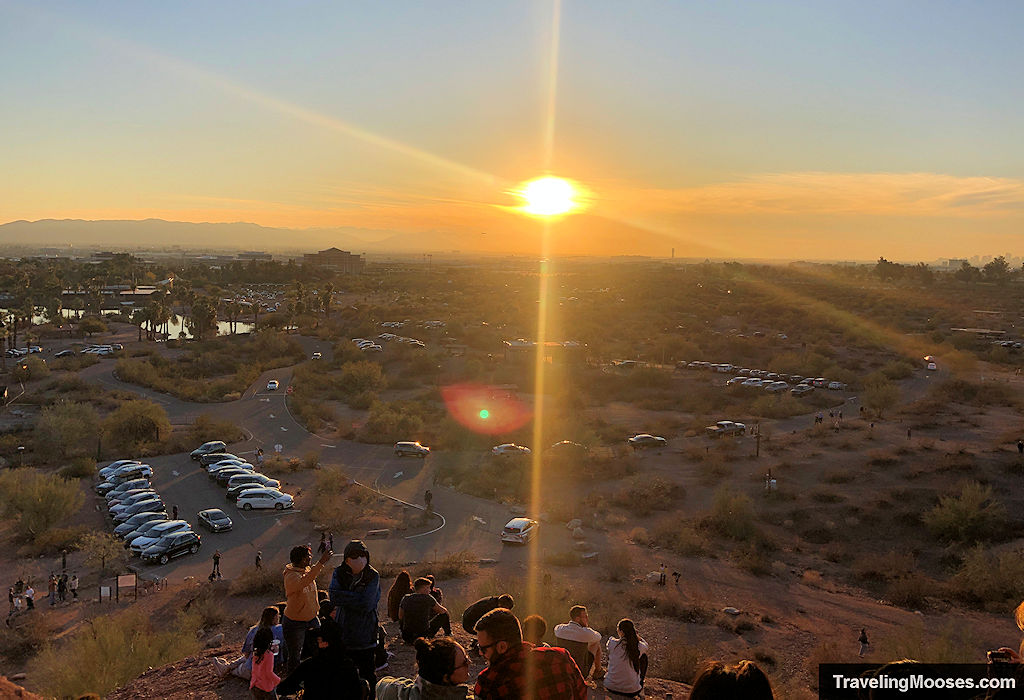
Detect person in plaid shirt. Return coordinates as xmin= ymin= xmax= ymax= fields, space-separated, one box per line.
xmin=474 ymin=607 xmax=587 ymax=700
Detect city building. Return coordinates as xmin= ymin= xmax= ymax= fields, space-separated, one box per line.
xmin=302 ymin=247 xmax=365 ymax=274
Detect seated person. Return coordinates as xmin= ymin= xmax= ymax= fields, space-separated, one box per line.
xmin=689 ymin=660 xmax=775 ymax=700
xmin=604 ymin=619 xmax=649 ymax=698
xmin=376 ymin=637 xmax=473 ymax=699
xmin=277 ymin=625 xmax=365 ymax=699
xmin=522 ymin=614 xmax=547 ymax=646
xmin=461 ymin=593 xmax=514 ymax=634
xmin=553 ymin=605 xmax=603 ymax=679
xmin=399 ymin=577 xmax=451 ymax=643
xmin=213 ymin=606 xmax=286 ymax=679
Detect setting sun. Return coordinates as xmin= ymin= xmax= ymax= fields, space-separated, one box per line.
xmin=516 ymin=176 xmax=580 ymax=217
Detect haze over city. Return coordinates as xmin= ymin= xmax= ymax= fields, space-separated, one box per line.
xmin=3 ymin=1 xmax=1024 ymax=260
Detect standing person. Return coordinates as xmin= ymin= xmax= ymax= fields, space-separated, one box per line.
xmin=658 ymin=564 xmax=666 ymax=586
xmin=24 ymin=585 xmax=34 ymax=610
xmin=473 ymin=608 xmax=587 ymax=700
xmin=61 ymin=549 xmax=68 ymax=571
xmin=1017 ymin=440 xmax=1023 ymax=455
xmin=212 ymin=550 xmax=222 ymax=579
xmin=605 ymin=619 xmax=649 ymax=698
xmin=249 ymin=627 xmax=281 ymax=700
xmin=69 ymin=574 xmax=78 ymax=601
xmin=424 ymin=490 xmax=433 ymax=511
xmin=172 ymin=504 xmax=178 ymax=520
xmin=317 ymin=533 xmax=327 ymax=555
xmin=57 ymin=574 xmax=67 ymax=603
xmin=282 ymin=544 xmax=333 ymax=676
xmin=387 ymin=571 xmax=412 ymax=622
xmin=48 ymin=575 xmax=57 ymax=606
xmin=255 ymin=551 xmax=263 ymax=570
xmin=329 ymin=540 xmax=381 ymax=687
xmin=858 ymin=628 xmax=870 ymax=657
xmin=7 ymin=587 xmax=14 ymax=616
xmin=399 ymin=577 xmax=451 ymax=643
xmin=257 ymin=448 xmax=264 ymax=466
xmin=376 ymin=637 xmax=474 ymax=700
xmin=327 ymin=532 xmax=334 ymax=552
xmin=553 ymin=605 xmax=604 ymax=680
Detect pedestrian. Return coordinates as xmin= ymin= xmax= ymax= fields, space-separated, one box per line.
xmin=58 ymin=574 xmax=67 ymax=603
xmin=172 ymin=504 xmax=179 ymax=521
xmin=213 ymin=550 xmax=222 ymax=579
xmin=1017 ymin=440 xmax=1023 ymax=455
xmin=61 ymin=549 xmax=67 ymax=571
xmin=255 ymin=551 xmax=263 ymax=570
xmin=317 ymin=533 xmax=327 ymax=555
xmin=328 ymin=540 xmax=381 ymax=686
xmin=69 ymin=574 xmax=78 ymax=601
xmin=838 ymin=410 xmax=843 ymax=421
xmin=672 ymin=571 xmax=681 ymax=586
xmin=7 ymin=587 xmax=14 ymax=615
xmin=858 ymin=628 xmax=870 ymax=657
xmin=257 ymin=448 xmax=264 ymax=466
xmin=424 ymin=490 xmax=433 ymax=510
xmin=907 ymin=428 xmax=912 ymax=440
xmin=24 ymin=585 xmax=34 ymax=610
xmin=327 ymin=532 xmax=333 ymax=552
xmin=658 ymin=564 xmax=666 ymax=586
xmin=48 ymin=575 xmax=56 ymax=606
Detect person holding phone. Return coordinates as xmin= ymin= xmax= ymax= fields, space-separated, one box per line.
xmin=282 ymin=544 xmax=332 ymax=676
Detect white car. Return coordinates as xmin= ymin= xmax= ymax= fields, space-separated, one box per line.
xmin=741 ymin=378 xmax=764 ymax=387
xmin=361 ymin=344 xmax=383 ymax=352
xmin=394 ymin=441 xmax=430 ymax=457
xmin=267 ymin=380 xmax=279 ymax=391
xmin=311 ymin=352 xmax=323 ymax=360
xmin=492 ymin=443 xmax=531 ymax=456
xmin=98 ymin=459 xmax=143 ymax=481
xmin=926 ymin=362 xmax=937 ymax=371
xmin=501 ymin=518 xmax=538 ymax=544
xmin=764 ymin=381 xmax=790 ymax=393
xmin=237 ymin=488 xmax=294 ymax=511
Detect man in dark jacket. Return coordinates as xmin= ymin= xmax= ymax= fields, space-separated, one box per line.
xmin=462 ymin=593 xmax=515 ymax=634
xmin=329 ymin=540 xmax=381 ymax=686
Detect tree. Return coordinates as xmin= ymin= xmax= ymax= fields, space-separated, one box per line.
xmin=185 ymin=296 xmax=218 ymax=340
xmin=983 ymin=256 xmax=1011 ymax=283
xmin=103 ymin=399 xmax=172 ymax=452
xmin=863 ymin=377 xmax=900 ymax=418
xmin=0 ymin=470 xmax=84 ymax=537
xmin=34 ymin=402 xmax=100 ymax=462
xmin=923 ymin=482 xmax=1007 ymax=543
xmin=322 ymin=282 xmax=335 ymax=318
xmin=78 ymin=530 xmax=126 ymax=574
xmin=80 ymin=316 xmax=108 ymax=338
xmin=954 ymin=261 xmax=981 ymax=284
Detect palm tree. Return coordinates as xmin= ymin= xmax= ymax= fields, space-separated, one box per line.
xmin=322 ymin=282 xmax=335 ymax=318
xmin=131 ymin=307 xmax=150 ymax=342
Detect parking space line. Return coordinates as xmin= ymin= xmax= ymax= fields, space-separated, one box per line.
xmin=236 ymin=508 xmax=302 ymax=522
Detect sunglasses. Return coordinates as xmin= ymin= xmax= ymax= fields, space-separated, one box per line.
xmin=478 ymin=642 xmax=497 ymax=654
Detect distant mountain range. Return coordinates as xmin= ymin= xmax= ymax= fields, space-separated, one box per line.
xmin=0 ymin=217 xmax=698 ymax=258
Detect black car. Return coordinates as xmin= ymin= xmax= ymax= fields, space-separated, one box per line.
xmin=141 ymin=530 xmax=201 ymax=564
xmin=214 ymin=467 xmax=252 ymax=486
xmin=199 ymin=452 xmax=238 ymax=467
xmin=197 ymin=509 xmax=233 ymax=532
xmin=191 ymin=441 xmax=227 ymax=461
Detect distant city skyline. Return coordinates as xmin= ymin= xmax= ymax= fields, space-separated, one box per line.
xmin=3 ymin=1 xmax=1024 ymax=259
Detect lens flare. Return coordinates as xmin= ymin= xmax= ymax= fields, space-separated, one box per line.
xmin=441 ymin=384 xmax=531 ymax=435
xmin=515 ymin=176 xmax=580 ymax=217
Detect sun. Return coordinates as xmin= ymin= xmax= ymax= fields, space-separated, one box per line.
xmin=516 ymin=176 xmax=580 ymax=217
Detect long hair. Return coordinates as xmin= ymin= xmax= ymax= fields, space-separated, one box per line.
xmin=252 ymin=627 xmax=274 ymax=665
xmin=387 ymin=570 xmax=413 ymax=621
xmin=258 ymin=606 xmax=279 ymax=629
xmin=414 ymin=637 xmax=460 ymax=685
xmin=617 ymin=619 xmax=641 ymax=673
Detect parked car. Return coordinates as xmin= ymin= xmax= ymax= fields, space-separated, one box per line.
xmin=141 ymin=530 xmax=202 ymax=565
xmin=129 ymin=520 xmax=192 ymax=555
xmin=197 ymin=508 xmax=233 ymax=532
xmin=215 ymin=466 xmax=255 ymax=486
xmin=501 ymin=518 xmax=538 ymax=545
xmin=54 ymin=349 xmax=77 ymax=358
xmin=123 ymin=518 xmax=173 ymax=547
xmin=113 ymin=498 xmax=165 ymax=523
xmin=98 ymin=477 xmax=150 ymax=498
xmin=492 ymin=444 xmax=531 ymax=456
xmin=237 ymin=488 xmax=294 ymax=511
xmin=548 ymin=440 xmax=588 ymax=456
xmin=827 ymin=381 xmax=847 ymax=391
xmin=791 ymin=385 xmax=814 ymax=397
xmin=705 ymin=421 xmax=746 ymax=438
xmin=926 ymin=362 xmax=937 ymax=371
xmin=226 ymin=474 xmax=281 ymax=501
xmin=311 ymin=352 xmax=322 ymax=360
xmin=108 ymin=489 xmax=158 ymax=511
xmin=627 ymin=434 xmax=668 ymax=450
xmin=98 ymin=459 xmax=143 ymax=480
xmin=764 ymin=381 xmax=790 ymax=393
xmin=191 ymin=441 xmax=227 ymax=461
xmin=113 ymin=510 xmax=168 ymax=538
xmin=267 ymin=380 xmax=280 ymax=391
xmin=811 ymin=378 xmax=828 ymax=388
xmin=199 ymin=452 xmax=239 ymax=467
xmin=394 ymin=441 xmax=430 ymax=458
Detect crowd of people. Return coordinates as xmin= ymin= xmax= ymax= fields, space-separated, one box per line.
xmin=6 ymin=572 xmax=79 ymax=626
xmin=208 ymin=537 xmax=780 ymax=699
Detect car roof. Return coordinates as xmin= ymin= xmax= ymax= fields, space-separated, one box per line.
xmin=505 ymin=517 xmax=534 ymax=528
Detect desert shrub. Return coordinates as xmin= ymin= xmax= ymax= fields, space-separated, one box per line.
xmin=34 ymin=402 xmax=100 ymax=462
xmin=309 ymin=466 xmax=358 ymax=532
xmin=602 ymin=545 xmax=632 ymax=582
xmin=544 ymin=551 xmax=583 ymax=567
xmin=629 ymin=527 xmax=650 ymax=545
xmin=613 ymin=474 xmax=682 ymax=515
xmin=229 ymin=565 xmax=282 ymax=597
xmin=0 ymin=613 xmax=58 ymax=663
xmin=290 ymin=395 xmax=338 ymax=434
xmin=950 ymin=545 xmax=1024 ymax=610
xmin=806 ymin=640 xmax=845 ymax=683
xmin=79 ymin=530 xmax=127 ymax=574
xmin=0 ymin=469 xmax=84 ymax=538
xmin=875 ymin=621 xmax=978 ymax=663
xmin=650 ymin=516 xmax=710 ymax=556
xmin=26 ymin=525 xmax=88 ymax=556
xmin=58 ymin=456 xmax=97 ymax=480
xmin=339 ymin=361 xmax=387 ymax=395
xmin=931 ymin=378 xmax=1018 ymax=407
xmin=433 ymin=550 xmax=475 ymax=579
xmin=853 ymin=550 xmax=917 ymax=582
xmin=922 ymin=482 xmax=1008 ymax=543
xmin=887 ymin=573 xmax=929 ymax=609
xmin=188 ymin=588 xmax=229 ymax=628
xmin=28 ymin=607 xmax=201 ymax=699
xmin=359 ymin=400 xmax=425 ymax=443
xmin=50 ymin=353 xmax=100 ymax=372
xmin=188 ymin=414 xmax=246 ymax=445
xmin=708 ymin=486 xmax=757 ymax=540
xmin=349 ymin=390 xmax=377 ymax=410
xmin=656 ymin=638 xmax=713 ymax=684
xmin=103 ymin=399 xmax=172 ymax=453
xmin=304 ymin=451 xmax=320 ymax=469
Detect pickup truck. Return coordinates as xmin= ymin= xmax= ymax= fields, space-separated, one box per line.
xmin=705 ymin=420 xmax=747 ymax=438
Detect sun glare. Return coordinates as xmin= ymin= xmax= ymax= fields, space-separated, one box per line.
xmin=517 ymin=176 xmax=580 ymax=217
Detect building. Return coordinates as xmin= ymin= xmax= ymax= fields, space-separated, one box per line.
xmin=303 ymin=247 xmax=364 ymax=274
xmin=502 ymin=339 xmax=585 ymax=364
xmin=237 ymin=251 xmax=273 ymax=261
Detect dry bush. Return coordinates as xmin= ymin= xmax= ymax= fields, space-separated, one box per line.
xmin=0 ymin=612 xmax=59 ymax=662
xmin=544 ymin=550 xmax=583 ymax=567
xmin=601 ymin=545 xmax=632 ymax=582
xmin=431 ymin=550 xmax=475 ymax=579
xmin=656 ymin=638 xmax=714 ymax=684
xmin=867 ymin=449 xmax=900 ymax=466
xmin=949 ymin=545 xmax=1024 ymax=610
xmin=806 ymin=640 xmax=846 ymax=685
xmin=875 ymin=620 xmax=978 ymax=663
xmin=24 ymin=525 xmax=87 ymax=556
xmin=57 ymin=456 xmax=97 ymax=480
xmin=629 ymin=526 xmax=650 ymax=545
xmin=229 ymin=565 xmax=282 ymax=597
xmin=922 ymin=481 xmax=1008 ymax=543
xmin=708 ymin=486 xmax=757 ymax=541
xmin=852 ymin=550 xmax=917 ymax=582
xmin=650 ymin=516 xmax=709 ymax=556
xmin=887 ymin=573 xmax=930 ymax=609
xmin=612 ymin=474 xmax=682 ymax=515
xmin=28 ymin=607 xmax=201 ymax=699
